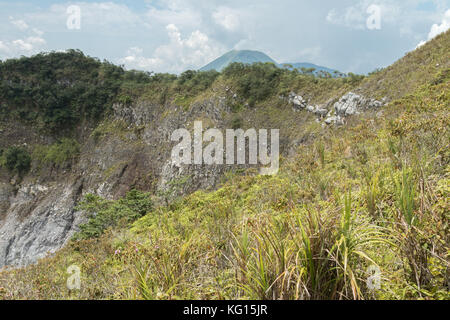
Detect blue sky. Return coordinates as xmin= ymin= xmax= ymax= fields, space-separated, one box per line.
xmin=0 ymin=0 xmax=449 ymax=74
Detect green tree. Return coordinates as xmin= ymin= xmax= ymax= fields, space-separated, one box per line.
xmin=1 ymin=146 xmax=31 ymax=175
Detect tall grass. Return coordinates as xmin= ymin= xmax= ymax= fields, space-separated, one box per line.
xmin=231 ymin=192 xmax=387 ymax=300
xmin=394 ymin=167 xmax=416 ymax=226
xmin=363 ymin=168 xmax=383 ymax=218
xmin=316 ymin=141 xmax=326 ymax=168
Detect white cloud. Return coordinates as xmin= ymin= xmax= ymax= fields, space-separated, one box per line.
xmin=121 ymin=47 xmax=163 ymax=69
xmin=12 ymin=39 xmax=32 ymax=51
xmin=50 ymin=2 xmax=142 ymax=28
xmin=0 ymin=41 xmax=10 ymax=54
xmin=428 ymin=8 xmax=450 ymax=38
xmin=213 ymin=7 xmax=240 ymax=31
xmin=1 ymin=0 xmax=448 ymax=74
xmin=1 ymin=17 xmax=46 ymax=56
xmin=0 ymin=37 xmax=46 ymax=55
xmin=9 ymin=17 xmax=29 ymax=30
xmin=0 ymin=13 xmax=48 ymax=59
xmin=145 ymin=1 xmax=201 ymax=30
xmin=326 ymin=1 xmax=406 ymax=30
xmin=32 ymin=28 xmax=44 ymax=36
xmin=326 ymin=5 xmax=367 ymax=30
xmin=416 ymin=9 xmax=450 ymax=48
xmin=119 ymin=24 xmax=224 ymax=73
xmin=12 ymin=36 xmax=46 ymax=52
xmin=27 ymin=36 xmax=46 ymax=46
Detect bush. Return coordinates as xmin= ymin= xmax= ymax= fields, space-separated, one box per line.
xmin=33 ymin=138 xmax=80 ymax=167
xmin=223 ymin=62 xmax=284 ymax=104
xmin=73 ymin=189 xmax=153 ymax=240
xmin=0 ymin=50 xmax=125 ymax=132
xmin=231 ymin=117 xmax=243 ymax=130
xmin=0 ymin=146 xmax=31 ymax=175
xmin=345 ymin=72 xmax=366 ymax=84
xmin=176 ymin=70 xmax=219 ymax=95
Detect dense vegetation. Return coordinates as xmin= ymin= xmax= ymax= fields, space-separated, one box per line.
xmin=0 ymin=50 xmax=125 ymax=133
xmin=0 ymin=32 xmax=448 ymax=300
xmin=0 ymin=146 xmax=31 ymax=176
xmin=73 ymin=190 xmax=153 ymax=241
xmin=222 ymin=62 xmax=285 ymax=106
xmin=32 ymin=138 xmax=80 ymax=168
xmin=222 ymin=62 xmax=366 ymax=106
xmin=0 ymin=50 xmax=363 ymax=134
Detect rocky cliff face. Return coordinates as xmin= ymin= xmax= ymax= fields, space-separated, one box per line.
xmin=0 ymin=180 xmax=85 ymax=267
xmin=0 ymin=94 xmax=233 ymax=267
xmin=0 ymin=88 xmax=384 ymax=268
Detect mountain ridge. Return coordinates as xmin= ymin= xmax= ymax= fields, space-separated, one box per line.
xmin=200 ymin=49 xmax=341 ymax=76
xmin=200 ymin=50 xmax=276 ymax=72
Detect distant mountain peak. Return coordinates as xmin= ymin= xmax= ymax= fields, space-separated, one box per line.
xmin=199 ymin=49 xmax=340 ymax=76
xmin=200 ymin=50 xmax=276 ymax=72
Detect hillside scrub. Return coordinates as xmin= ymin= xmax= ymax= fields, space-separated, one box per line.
xmin=0 ymin=32 xmax=448 ymax=301
xmin=0 ymin=146 xmax=31 ymax=176
xmin=0 ymin=50 xmax=125 ymax=133
xmin=1 ymin=62 xmax=448 ymax=300
xmin=32 ymin=138 xmax=80 ymax=168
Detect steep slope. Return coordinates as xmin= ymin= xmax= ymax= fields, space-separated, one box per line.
xmin=0 ymin=31 xmax=449 ymax=300
xmin=357 ymin=30 xmax=450 ymax=100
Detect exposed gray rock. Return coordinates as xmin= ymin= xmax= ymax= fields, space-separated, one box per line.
xmin=0 ymin=183 xmax=14 ymax=219
xmin=324 ymin=115 xmax=345 ymax=126
xmin=287 ymin=93 xmax=334 ymax=119
xmin=334 ymin=92 xmax=383 ymax=117
xmin=113 ymin=102 xmax=157 ymax=126
xmin=288 ymin=92 xmax=307 ymax=110
xmin=0 ymin=180 xmax=86 ymax=268
xmin=313 ymin=107 xmax=328 ymax=117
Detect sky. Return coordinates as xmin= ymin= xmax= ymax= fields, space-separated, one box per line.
xmin=0 ymin=0 xmax=449 ymax=74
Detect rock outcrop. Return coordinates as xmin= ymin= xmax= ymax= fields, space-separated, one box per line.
xmin=333 ymin=92 xmax=383 ymax=117
xmin=0 ymin=180 xmax=86 ymax=268
xmin=288 ymin=91 xmax=384 ymax=126
xmin=288 ymin=92 xmax=307 ymax=111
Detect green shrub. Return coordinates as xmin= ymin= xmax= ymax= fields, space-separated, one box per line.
xmin=118 ymin=95 xmax=133 ymax=106
xmin=345 ymin=72 xmax=366 ymax=84
xmin=231 ymin=117 xmax=243 ymax=129
xmin=177 ymin=70 xmax=219 ymax=95
xmin=223 ymin=62 xmax=284 ymax=104
xmin=73 ymin=189 xmax=153 ymax=240
xmin=0 ymin=146 xmax=31 ymax=175
xmin=33 ymin=138 xmax=80 ymax=167
xmin=0 ymin=50 xmax=126 ymax=132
